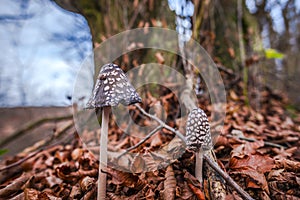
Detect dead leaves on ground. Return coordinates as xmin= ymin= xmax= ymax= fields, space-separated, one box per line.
xmin=0 ymin=70 xmax=300 ymax=199
xmin=0 ymin=137 xmax=98 ymax=199
xmin=214 ymin=82 xmax=300 ymax=199
xmin=0 ymin=137 xmax=206 ymax=199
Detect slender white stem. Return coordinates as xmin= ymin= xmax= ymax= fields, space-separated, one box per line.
xmin=98 ymin=107 xmax=110 ymax=200
xmin=195 ymin=151 xmax=203 ymax=184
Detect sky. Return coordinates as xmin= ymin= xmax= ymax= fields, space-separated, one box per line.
xmin=0 ymin=0 xmax=92 ymax=107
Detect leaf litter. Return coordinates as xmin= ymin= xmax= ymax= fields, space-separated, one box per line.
xmin=0 ymin=69 xmax=299 ymax=200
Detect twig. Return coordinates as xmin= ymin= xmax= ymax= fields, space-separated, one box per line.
xmin=10 ymin=192 xmax=24 ymax=200
xmin=135 ymin=104 xmax=186 ymax=143
xmin=134 ymin=103 xmax=254 ymax=199
xmin=0 ymin=172 xmax=32 ymax=198
xmin=0 ymin=114 xmax=73 ymax=148
xmin=226 ymin=134 xmax=285 ymax=149
xmin=216 ymin=64 xmax=236 ymax=77
xmin=22 ymin=121 xmax=74 ymax=154
xmin=0 ymin=132 xmax=75 ymax=172
xmin=118 ymin=125 xmax=162 ymax=158
xmin=203 ymin=154 xmax=255 ymax=200
xmin=0 ymin=149 xmax=43 ymax=172
xmin=83 ymin=185 xmax=97 ymax=200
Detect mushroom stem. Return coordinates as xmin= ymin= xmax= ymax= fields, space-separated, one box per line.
xmin=195 ymin=151 xmax=203 ymax=184
xmin=98 ymin=107 xmax=110 ymax=200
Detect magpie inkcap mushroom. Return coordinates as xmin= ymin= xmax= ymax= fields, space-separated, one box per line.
xmin=186 ymin=108 xmax=212 ymax=152
xmin=85 ymin=63 xmax=141 ymax=199
xmin=86 ymin=63 xmax=142 ymax=108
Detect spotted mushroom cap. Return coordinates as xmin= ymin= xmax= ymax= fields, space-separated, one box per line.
xmin=186 ymin=108 xmax=212 ymax=152
xmin=86 ymin=63 xmax=142 ymax=108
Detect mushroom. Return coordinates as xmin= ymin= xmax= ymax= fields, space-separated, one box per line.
xmin=185 ymin=108 xmax=212 ymax=184
xmin=86 ymin=63 xmax=142 ymax=199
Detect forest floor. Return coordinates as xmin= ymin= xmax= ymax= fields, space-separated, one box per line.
xmin=0 ymin=70 xmax=299 ymax=200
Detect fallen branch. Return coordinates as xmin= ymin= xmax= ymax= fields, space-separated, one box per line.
xmin=0 ymin=132 xmax=75 ymax=172
xmin=22 ymin=121 xmax=74 ymax=154
xmin=82 ymin=185 xmax=96 ymax=200
xmin=226 ymin=134 xmax=285 ymax=149
xmin=10 ymin=192 xmax=24 ymax=200
xmin=203 ymin=154 xmax=255 ymax=200
xmin=0 ymin=114 xmax=73 ymax=148
xmin=216 ymin=64 xmax=236 ymax=77
xmin=134 ymin=101 xmax=253 ymax=200
xmin=0 ymin=172 xmax=32 ymax=198
xmin=135 ymin=104 xmax=186 ymax=143
xmin=0 ymin=149 xmax=43 ymax=172
xmin=117 ymin=125 xmax=162 ymax=158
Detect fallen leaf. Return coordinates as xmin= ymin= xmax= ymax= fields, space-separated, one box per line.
xmin=163 ymin=165 xmax=176 ymax=200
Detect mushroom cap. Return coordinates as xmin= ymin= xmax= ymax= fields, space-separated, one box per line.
xmin=186 ymin=108 xmax=212 ymax=152
xmin=86 ymin=63 xmax=142 ymax=108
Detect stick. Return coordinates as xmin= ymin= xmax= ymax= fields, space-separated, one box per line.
xmin=0 ymin=115 xmax=73 ymax=148
xmin=0 ymin=132 xmax=75 ymax=172
xmin=22 ymin=121 xmax=74 ymax=154
xmin=135 ymin=104 xmax=186 ymax=143
xmin=135 ymin=100 xmax=254 ymax=199
xmin=0 ymin=173 xmax=32 ymax=198
xmin=118 ymin=125 xmax=162 ymax=158
xmin=203 ymin=154 xmax=255 ymax=200
xmin=226 ymin=135 xmax=285 ymax=149
xmin=0 ymin=150 xmax=42 ymax=172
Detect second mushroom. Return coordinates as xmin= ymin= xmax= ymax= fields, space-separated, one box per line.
xmin=186 ymin=107 xmax=213 ymax=184
xmin=86 ymin=63 xmax=142 ymax=200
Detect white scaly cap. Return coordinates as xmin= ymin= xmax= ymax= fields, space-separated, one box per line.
xmin=186 ymin=108 xmax=212 ymax=152
xmin=86 ymin=63 xmax=142 ymax=108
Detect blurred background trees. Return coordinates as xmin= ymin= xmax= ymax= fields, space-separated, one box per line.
xmin=55 ymin=0 xmax=300 ymax=107
xmin=0 ymin=0 xmax=299 ymax=107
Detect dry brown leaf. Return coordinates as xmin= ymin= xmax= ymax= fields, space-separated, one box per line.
xmin=231 ymin=168 xmax=269 ymax=192
xmin=130 ymin=153 xmax=146 ymax=173
xmin=267 ymin=168 xmax=285 ymax=180
xmin=230 ymin=154 xmax=275 ymax=173
xmin=150 ymin=132 xmax=163 ymax=148
xmin=38 ymin=191 xmax=62 ymax=200
xmin=274 ymin=159 xmax=300 ymax=172
xmin=106 ymin=168 xmax=144 ymax=189
xmin=145 ymin=188 xmax=155 ymax=200
xmin=229 ymin=154 xmax=275 ymax=193
xmin=54 ymin=151 xmax=70 ymax=163
xmin=141 ymin=152 xmax=160 ymax=171
xmin=71 ymin=148 xmax=84 ymax=161
xmin=80 ymin=176 xmax=95 ymax=192
xmin=24 ymin=188 xmax=39 ymax=200
xmin=45 ymin=175 xmax=63 ymax=188
xmin=70 ymin=184 xmax=81 ymax=199
xmin=0 ymin=173 xmax=32 ymax=198
xmin=179 ymin=182 xmax=195 ymax=200
xmin=163 ymin=165 xmax=176 ymax=200
xmin=188 ymin=182 xmax=205 ymax=200
xmin=243 ymin=140 xmax=265 ymax=155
